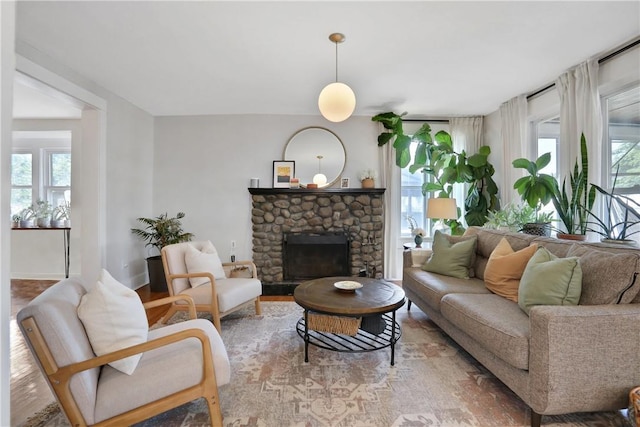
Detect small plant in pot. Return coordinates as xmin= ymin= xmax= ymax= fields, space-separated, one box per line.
xmin=51 ymin=202 xmax=71 ymax=228
xmin=359 ymin=169 xmax=377 ymax=188
xmin=585 ymin=169 xmax=640 ymax=246
xmin=33 ymin=199 xmax=52 ymax=228
xmin=512 ymin=152 xmax=557 ymax=236
xmin=484 ymin=202 xmax=536 ymax=232
xmin=131 ymin=212 xmax=194 ymax=291
xmin=12 ymin=214 xmax=21 ymax=228
xmin=19 ymin=207 xmax=35 ymax=228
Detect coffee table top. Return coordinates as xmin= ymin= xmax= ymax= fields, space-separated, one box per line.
xmin=294 ymin=276 xmax=405 ymax=316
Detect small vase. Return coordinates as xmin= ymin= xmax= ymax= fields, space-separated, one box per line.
xmin=361 ymin=178 xmax=375 ymax=189
xmin=414 ymin=234 xmax=423 ymax=248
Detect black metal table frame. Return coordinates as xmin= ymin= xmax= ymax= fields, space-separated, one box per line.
xmin=296 ymin=309 xmax=403 ymax=366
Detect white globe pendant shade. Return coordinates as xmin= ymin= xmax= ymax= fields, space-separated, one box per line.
xmin=313 ymin=173 xmax=327 ymax=186
xmin=318 ymin=82 xmax=356 ymax=123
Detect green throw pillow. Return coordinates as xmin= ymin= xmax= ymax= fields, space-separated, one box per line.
xmin=518 ymin=247 xmax=582 ymax=315
xmin=423 ymin=231 xmax=477 ymax=279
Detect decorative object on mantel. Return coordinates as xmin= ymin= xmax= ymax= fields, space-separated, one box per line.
xmin=341 ymin=177 xmax=350 ymax=188
xmin=306 ymin=183 xmax=318 ymax=189
xmin=272 ymin=160 xmax=295 ymax=188
xmin=289 ymin=177 xmax=300 ymax=189
xmin=406 ymin=216 xmax=425 ymax=248
xmin=318 ymin=33 xmax=356 ymax=123
xmin=250 ymin=178 xmax=260 ymax=188
xmin=427 ymin=197 xmax=458 ymax=236
xmin=359 ymin=169 xmax=377 ymax=188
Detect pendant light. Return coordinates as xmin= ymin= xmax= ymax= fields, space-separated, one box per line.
xmin=312 ymin=155 xmax=327 ymax=186
xmin=318 ymin=33 xmax=356 ymax=122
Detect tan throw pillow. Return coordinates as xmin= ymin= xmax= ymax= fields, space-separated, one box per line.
xmin=484 ymin=238 xmax=538 ymax=302
xmin=518 ymin=247 xmax=582 ymax=315
xmin=423 ymin=231 xmax=477 ymax=279
xmin=566 ymin=245 xmax=640 ymax=304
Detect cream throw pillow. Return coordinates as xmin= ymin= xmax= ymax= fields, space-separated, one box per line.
xmin=77 ymin=269 xmax=148 ymax=375
xmin=185 ymin=241 xmax=226 ymax=287
xmin=484 ymin=239 xmax=538 ymax=302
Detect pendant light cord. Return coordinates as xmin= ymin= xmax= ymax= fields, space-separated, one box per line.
xmin=334 ymin=41 xmax=339 ymax=83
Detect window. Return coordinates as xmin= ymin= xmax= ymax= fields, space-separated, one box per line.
xmin=11 ymin=131 xmax=72 ymax=216
xmin=399 ymin=122 xmax=450 ymax=238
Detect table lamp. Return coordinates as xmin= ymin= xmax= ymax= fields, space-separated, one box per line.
xmin=427 ymin=198 xmax=458 ymax=236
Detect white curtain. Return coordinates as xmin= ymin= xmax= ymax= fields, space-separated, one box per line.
xmin=499 ymin=95 xmax=528 ymax=206
xmin=450 ymin=116 xmax=484 ymax=224
xmin=380 ymin=128 xmax=403 ymax=280
xmin=556 ymin=58 xmax=603 ymax=186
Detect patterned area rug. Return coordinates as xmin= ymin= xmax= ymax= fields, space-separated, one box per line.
xmin=23 ymin=302 xmax=630 ymax=427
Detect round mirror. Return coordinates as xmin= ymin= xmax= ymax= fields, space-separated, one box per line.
xmin=284 ymin=127 xmax=346 ymax=188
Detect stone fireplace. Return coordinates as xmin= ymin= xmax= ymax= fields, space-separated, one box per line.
xmin=249 ymin=188 xmax=385 ymax=287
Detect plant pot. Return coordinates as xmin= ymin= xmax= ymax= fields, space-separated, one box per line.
xmin=51 ymin=219 xmax=65 ymax=228
xmin=361 ymin=178 xmax=375 ymax=188
xmin=600 ymin=238 xmax=638 ymax=247
xmin=37 ymin=218 xmax=50 ymax=228
xmin=19 ymin=219 xmax=34 ymax=228
xmin=414 ymin=234 xmax=423 ymax=248
xmin=521 ymin=222 xmax=551 ymax=237
xmin=557 ymin=233 xmax=587 ymax=241
xmin=147 ymin=255 xmax=168 ymax=292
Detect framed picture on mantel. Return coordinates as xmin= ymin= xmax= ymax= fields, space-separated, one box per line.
xmin=273 ymin=161 xmax=295 ymax=188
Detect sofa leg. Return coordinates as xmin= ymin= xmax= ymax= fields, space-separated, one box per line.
xmin=530 ymin=409 xmax=541 ymax=427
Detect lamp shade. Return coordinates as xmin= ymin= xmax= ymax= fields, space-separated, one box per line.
xmin=313 ymin=173 xmax=327 ymax=186
xmin=318 ymin=82 xmax=356 ymax=122
xmin=427 ymin=198 xmax=458 ymax=220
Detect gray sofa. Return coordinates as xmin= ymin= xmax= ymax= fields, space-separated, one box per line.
xmin=402 ymin=227 xmax=640 ymax=427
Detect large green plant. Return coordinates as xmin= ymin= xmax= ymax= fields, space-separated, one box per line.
xmin=512 ymin=152 xmax=557 ymax=221
xmin=550 ymin=133 xmax=595 ymax=235
xmin=131 ymin=212 xmax=194 ymax=255
xmin=372 ymin=112 xmax=498 ymax=231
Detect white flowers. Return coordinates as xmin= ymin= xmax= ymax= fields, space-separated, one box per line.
xmin=358 ymin=169 xmax=377 ymax=181
xmin=406 ymin=215 xmax=425 ymax=236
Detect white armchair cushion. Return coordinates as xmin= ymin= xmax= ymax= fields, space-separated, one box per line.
xmin=184 ymin=241 xmax=226 ymax=287
xmin=77 ymin=269 xmax=148 ymax=375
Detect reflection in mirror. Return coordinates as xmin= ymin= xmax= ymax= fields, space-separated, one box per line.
xmin=284 ymin=127 xmax=346 ymax=188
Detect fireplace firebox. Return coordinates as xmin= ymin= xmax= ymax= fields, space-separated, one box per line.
xmin=283 ymin=231 xmax=350 ymax=281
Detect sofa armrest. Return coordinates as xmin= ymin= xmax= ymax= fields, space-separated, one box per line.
xmin=529 ymin=303 xmax=640 ymax=414
xmin=403 ymin=249 xmax=433 ymax=269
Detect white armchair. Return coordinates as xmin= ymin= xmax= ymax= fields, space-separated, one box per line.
xmin=161 ymin=241 xmax=262 ymax=331
xmin=17 ymin=278 xmax=230 ymax=427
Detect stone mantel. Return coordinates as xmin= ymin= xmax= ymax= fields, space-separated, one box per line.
xmin=249 ymin=187 xmax=386 ymax=284
xmin=248 ymin=188 xmax=386 ymax=196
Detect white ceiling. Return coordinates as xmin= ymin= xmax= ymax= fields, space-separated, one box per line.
xmin=14 ymin=1 xmax=640 ymax=119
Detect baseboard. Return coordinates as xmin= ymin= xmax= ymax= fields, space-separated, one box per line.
xmin=11 ymin=273 xmax=66 ymax=280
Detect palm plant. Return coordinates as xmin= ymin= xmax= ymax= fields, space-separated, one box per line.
xmin=551 ymin=134 xmax=595 ymax=235
xmin=131 ymin=212 xmax=194 ymax=254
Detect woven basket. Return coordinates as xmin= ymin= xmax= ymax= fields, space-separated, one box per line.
xmin=308 ymin=313 xmax=361 ymax=336
xmin=630 ymin=386 xmax=640 ymax=427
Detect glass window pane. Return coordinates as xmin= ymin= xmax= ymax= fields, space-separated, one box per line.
xmin=11 ymin=188 xmax=32 ymax=216
xmin=608 ymin=86 xmax=640 ymax=189
xmin=48 ymin=189 xmax=68 ymax=208
xmin=50 ymin=152 xmax=71 ymax=186
xmin=11 ymin=153 xmax=32 ymax=185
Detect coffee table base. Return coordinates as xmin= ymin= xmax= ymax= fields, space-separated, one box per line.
xmin=296 ymin=311 xmax=402 ymax=366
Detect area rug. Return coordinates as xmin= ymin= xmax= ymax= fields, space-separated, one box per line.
xmin=23 ymin=302 xmax=630 ymax=427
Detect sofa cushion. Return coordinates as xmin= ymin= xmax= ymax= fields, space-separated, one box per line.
xmin=518 ymin=247 xmax=582 ymax=315
xmin=441 ymin=293 xmax=531 ymax=370
xmin=484 ymin=238 xmax=538 ymax=302
xmin=531 ymin=236 xmax=575 ymax=258
xmin=185 ymin=241 xmax=226 ymax=287
xmin=566 ymin=245 xmax=640 ymax=304
xmin=403 ymin=268 xmax=488 ymax=312
xmin=470 ymin=228 xmax=537 ymax=279
xmin=423 ymin=231 xmax=477 ymax=279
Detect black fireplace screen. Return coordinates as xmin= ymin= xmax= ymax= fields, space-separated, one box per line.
xmin=283 ymin=231 xmax=350 ymax=280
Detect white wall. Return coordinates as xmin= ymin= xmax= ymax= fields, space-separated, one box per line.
xmin=152 ymin=115 xmax=380 ymax=264
xmin=484 ymin=42 xmax=640 ymax=204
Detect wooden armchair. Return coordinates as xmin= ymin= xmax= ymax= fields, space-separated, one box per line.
xmin=17 ymin=278 xmax=230 ymax=427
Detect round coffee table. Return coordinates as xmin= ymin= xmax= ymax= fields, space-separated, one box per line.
xmin=294 ymin=276 xmax=406 ymax=366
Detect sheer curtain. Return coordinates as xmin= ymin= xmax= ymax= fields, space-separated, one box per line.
xmin=450 ymin=116 xmax=484 ymax=223
xmin=380 ymin=131 xmax=403 ymax=279
xmin=556 ymin=59 xmax=603 ymax=186
xmin=499 ymin=95 xmax=528 ymax=206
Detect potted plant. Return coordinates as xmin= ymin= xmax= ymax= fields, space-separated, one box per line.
xmin=131 ymin=212 xmax=194 ymax=291
xmin=358 ymin=169 xmax=377 ymax=188
xmin=550 ymin=134 xmax=595 ymax=240
xmin=585 ymin=169 xmax=640 ymax=246
xmin=19 ymin=207 xmax=35 ymax=228
xmin=51 ymin=202 xmax=71 ymax=228
xmin=12 ymin=214 xmax=21 ymax=228
xmin=484 ymin=202 xmax=536 ymax=232
xmin=406 ymin=216 xmax=425 ymax=247
xmin=512 ymin=152 xmax=557 ymax=236
xmin=372 ymin=111 xmax=498 ymax=231
xmin=33 ymin=199 xmax=52 ymax=228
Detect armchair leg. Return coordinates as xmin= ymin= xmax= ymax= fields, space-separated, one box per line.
xmin=254 ymin=298 xmax=262 ymax=315
xmin=212 ymin=313 xmax=222 ymax=333
xmin=530 ymin=409 xmax=542 ymax=427
xmin=205 ymin=393 xmax=224 ymax=427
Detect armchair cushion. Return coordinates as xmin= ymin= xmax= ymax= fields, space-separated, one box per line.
xmin=177 ymin=277 xmax=262 ymax=312
xmin=185 ymin=241 xmax=226 ymax=287
xmin=77 ymin=270 xmax=148 ymax=375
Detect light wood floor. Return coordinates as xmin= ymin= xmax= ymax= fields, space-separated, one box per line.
xmin=10 ymin=279 xmax=292 ymax=426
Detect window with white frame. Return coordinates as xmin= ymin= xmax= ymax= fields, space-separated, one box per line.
xmin=399 ymin=121 xmax=450 ymax=239
xmin=11 ymin=131 xmax=72 ymax=216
